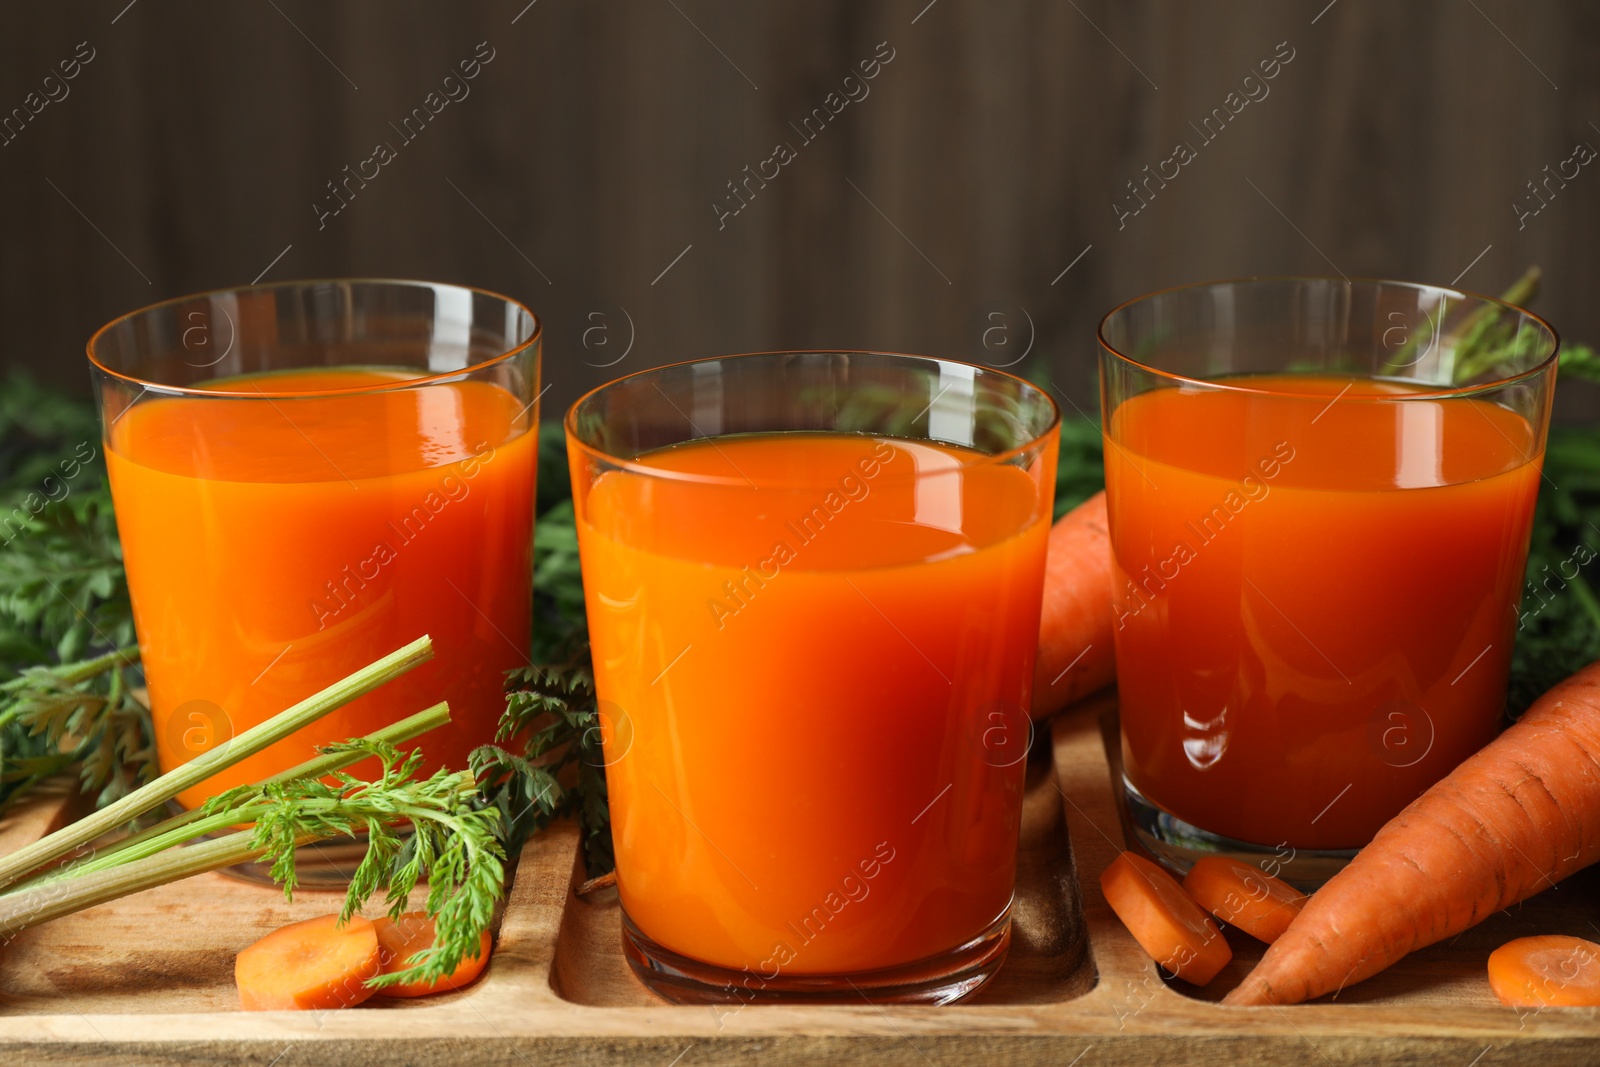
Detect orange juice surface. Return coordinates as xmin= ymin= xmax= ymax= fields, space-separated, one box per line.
xmin=106 ymin=368 xmax=535 ymax=808
xmin=575 ymin=431 xmax=1055 ymax=975
xmin=1106 ymin=375 xmax=1542 ymax=850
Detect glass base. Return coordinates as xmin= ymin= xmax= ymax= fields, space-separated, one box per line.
xmin=621 ymin=906 xmax=1012 ymax=1005
xmin=1122 ymin=776 xmax=1356 ymax=890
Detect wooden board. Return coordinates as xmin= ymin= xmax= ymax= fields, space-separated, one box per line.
xmin=0 ymin=695 xmax=1596 ymax=1064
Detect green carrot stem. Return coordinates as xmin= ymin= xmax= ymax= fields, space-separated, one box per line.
xmin=13 ymin=701 xmax=451 ymax=890
xmin=0 ymin=635 xmax=433 ymax=891
xmin=0 ymin=829 xmax=321 ymax=939
xmin=1448 ymin=268 xmax=1544 ymax=382
xmin=106 ymin=660 xmax=123 ymax=705
xmin=1495 ymin=265 xmax=1541 ymax=309
xmin=52 ymin=646 xmax=141 ymax=685
xmin=1381 ymin=267 xmax=1542 ymax=379
xmin=0 ymin=645 xmax=140 ymax=713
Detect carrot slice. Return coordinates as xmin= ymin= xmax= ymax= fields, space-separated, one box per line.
xmin=1488 ymin=935 xmax=1600 ymax=1008
xmin=235 ymin=913 xmax=381 ymax=1011
xmin=1101 ymin=850 xmax=1232 ymax=985
xmin=1182 ymin=856 xmax=1307 ymax=944
xmin=373 ymin=911 xmax=493 ymax=997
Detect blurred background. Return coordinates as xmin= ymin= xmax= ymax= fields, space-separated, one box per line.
xmin=1 ymin=0 xmax=1597 ymax=419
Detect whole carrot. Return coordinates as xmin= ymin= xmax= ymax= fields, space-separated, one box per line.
xmin=1031 ymin=491 xmax=1118 ymax=719
xmin=1225 ymin=659 xmax=1600 ymax=1006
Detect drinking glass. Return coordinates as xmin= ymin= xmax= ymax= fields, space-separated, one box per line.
xmin=88 ymin=280 xmax=540 ymax=853
xmin=566 ymin=351 xmax=1059 ymax=1004
xmin=1099 ymin=278 xmax=1557 ymax=883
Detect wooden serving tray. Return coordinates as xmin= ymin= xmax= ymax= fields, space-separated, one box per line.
xmin=0 ymin=696 xmax=1596 ymax=1064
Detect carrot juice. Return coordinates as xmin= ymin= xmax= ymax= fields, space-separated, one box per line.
xmin=105 ymin=368 xmax=535 ymax=809
xmin=1106 ymin=375 xmax=1543 ymax=851
xmin=574 ymin=431 xmax=1054 ymax=976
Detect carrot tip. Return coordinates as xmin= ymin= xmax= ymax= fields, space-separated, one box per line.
xmin=1222 ymin=974 xmax=1274 ymax=1007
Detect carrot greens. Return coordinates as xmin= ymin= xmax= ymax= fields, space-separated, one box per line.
xmin=0 ymin=641 xmax=506 ymax=991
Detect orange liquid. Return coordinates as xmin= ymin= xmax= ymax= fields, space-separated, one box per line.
xmin=575 ymin=431 xmax=1054 ymax=974
xmin=1106 ymin=375 xmax=1542 ymax=850
xmin=106 ymin=368 xmax=535 ymax=809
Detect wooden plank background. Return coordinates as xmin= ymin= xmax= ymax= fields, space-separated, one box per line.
xmin=0 ymin=0 xmax=1597 ymax=421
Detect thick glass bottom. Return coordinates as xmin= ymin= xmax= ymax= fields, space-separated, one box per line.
xmin=621 ymin=905 xmax=1012 ymax=1006
xmin=1122 ymin=776 xmax=1356 ymax=890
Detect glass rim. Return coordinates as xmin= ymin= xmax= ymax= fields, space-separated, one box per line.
xmin=86 ymin=276 xmax=542 ymax=400
xmin=564 ymin=348 xmax=1062 ymax=486
xmin=1097 ymin=274 xmax=1561 ymax=402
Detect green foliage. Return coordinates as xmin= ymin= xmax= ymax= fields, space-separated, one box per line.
xmin=471 ymin=642 xmax=613 ymax=875
xmin=1558 ymin=342 xmax=1600 ymax=384
xmin=506 ymin=425 xmax=605 ymax=866
xmin=533 ymin=499 xmax=587 ymax=661
xmin=0 ymin=647 xmax=153 ymax=811
xmin=532 ymin=421 xmax=589 ymax=661
xmin=198 ymin=737 xmax=505 ymax=988
xmin=535 ymin=420 xmax=574 ymax=517
xmin=0 ymin=371 xmax=102 ymax=500
xmin=0 ymin=372 xmax=128 ymax=669
xmin=1505 ymin=421 xmax=1600 ymax=715
xmin=0 ymin=375 xmax=140 ymax=811
xmin=0 ymin=488 xmax=133 ymax=667
xmin=1054 ymin=415 xmax=1105 ymax=518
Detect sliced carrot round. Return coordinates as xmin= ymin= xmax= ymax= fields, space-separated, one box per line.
xmin=1488 ymin=935 xmax=1600 ymax=1008
xmin=1101 ymin=850 xmax=1232 ymax=986
xmin=1182 ymin=855 xmax=1307 ymax=944
xmin=235 ymin=913 xmax=381 ymax=1011
xmin=373 ymin=911 xmax=493 ymax=998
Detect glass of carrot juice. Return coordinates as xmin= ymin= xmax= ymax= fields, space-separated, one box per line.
xmin=1099 ymin=278 xmax=1557 ymax=882
xmin=566 ymin=351 xmax=1059 ymax=1004
xmin=88 ymin=280 xmax=539 ymax=869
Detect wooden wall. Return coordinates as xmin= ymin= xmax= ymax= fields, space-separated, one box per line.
xmin=2 ymin=0 xmax=1597 ymax=420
